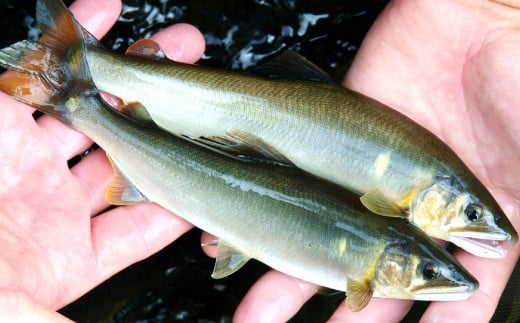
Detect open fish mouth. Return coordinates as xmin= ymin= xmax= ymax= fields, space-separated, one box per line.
xmin=449 ymin=233 xmax=507 ymax=258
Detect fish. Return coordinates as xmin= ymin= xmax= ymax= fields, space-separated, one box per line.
xmin=0 ymin=0 xmax=478 ymax=312
xmin=72 ymin=2 xmax=518 ymax=258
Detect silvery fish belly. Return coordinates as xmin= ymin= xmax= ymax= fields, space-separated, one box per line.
xmin=0 ymin=0 xmax=478 ymax=312
xmin=81 ymin=6 xmax=516 ymax=258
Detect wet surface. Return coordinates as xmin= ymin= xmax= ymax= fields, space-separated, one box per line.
xmin=1 ymin=0 xmax=519 ymax=322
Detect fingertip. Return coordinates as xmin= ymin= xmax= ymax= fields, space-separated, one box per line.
xmin=234 ymin=271 xmax=317 ymax=322
xmin=150 ymin=23 xmax=206 ymax=63
xmin=329 ymin=298 xmax=412 ymax=322
xmin=92 ymin=203 xmax=193 ymax=279
xmin=70 ymin=0 xmax=122 ymax=38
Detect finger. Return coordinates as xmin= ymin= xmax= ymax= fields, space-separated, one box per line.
xmin=70 ymin=0 xmax=122 ymax=39
xmin=490 ymin=0 xmax=520 ymax=9
xmin=0 ymin=290 xmax=73 ymax=323
xmin=149 ymin=23 xmax=206 ymax=63
xmin=36 ymin=116 xmax=94 ymax=160
xmin=329 ymin=298 xmax=412 ymax=322
xmin=200 ymin=231 xmax=218 ymax=256
xmin=234 ymin=270 xmax=318 ymax=322
xmin=69 ymin=148 xmax=112 ymax=215
xmin=90 ymin=203 xmax=193 ymax=282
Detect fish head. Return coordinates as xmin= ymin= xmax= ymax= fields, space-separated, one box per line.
xmin=410 ymin=176 xmax=518 ymax=258
xmin=372 ymin=238 xmax=478 ymax=301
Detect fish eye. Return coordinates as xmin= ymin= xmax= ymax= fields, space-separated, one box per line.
xmin=464 ymin=203 xmax=483 ymax=222
xmin=421 ymin=261 xmax=440 ymax=280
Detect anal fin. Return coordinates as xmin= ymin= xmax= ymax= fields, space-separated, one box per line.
xmin=211 ymin=240 xmax=251 ymax=279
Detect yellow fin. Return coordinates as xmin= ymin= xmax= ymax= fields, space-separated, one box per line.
xmin=360 ymin=189 xmax=405 ymax=217
xmin=346 ymin=278 xmax=373 ymax=312
xmin=190 ymin=130 xmax=294 ymax=167
xmin=211 ymin=241 xmax=251 ymax=279
xmin=125 ymin=39 xmax=166 ymax=61
xmin=106 ymin=154 xmax=148 ymax=205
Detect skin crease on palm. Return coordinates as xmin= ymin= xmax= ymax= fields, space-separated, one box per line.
xmin=0 ymin=0 xmax=519 ymax=322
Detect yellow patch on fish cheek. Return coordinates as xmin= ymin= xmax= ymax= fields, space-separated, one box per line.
xmin=380 ymin=262 xmax=402 ymax=285
xmin=373 ymin=152 xmax=391 ymax=178
xmin=374 ymin=257 xmax=409 ymax=296
xmin=410 ymin=189 xmax=451 ymax=239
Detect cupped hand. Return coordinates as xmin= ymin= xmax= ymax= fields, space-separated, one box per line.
xmin=0 ymin=0 xmax=204 ymax=321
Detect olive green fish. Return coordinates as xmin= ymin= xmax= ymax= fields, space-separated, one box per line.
xmin=0 ymin=0 xmax=478 ymax=312
xmin=75 ymin=5 xmax=517 ymax=258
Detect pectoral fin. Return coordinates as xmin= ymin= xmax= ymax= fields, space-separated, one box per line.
xmin=211 ymin=241 xmax=251 ymax=279
xmin=346 ymin=278 xmax=373 ymax=312
xmin=187 ymin=130 xmax=294 ymax=167
xmin=106 ymin=154 xmax=149 ymax=205
xmin=360 ymin=189 xmax=405 ymax=217
xmin=126 ymin=39 xmax=166 ymax=61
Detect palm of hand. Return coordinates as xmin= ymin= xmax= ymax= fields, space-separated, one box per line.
xmin=0 ymin=98 xmax=95 ymax=308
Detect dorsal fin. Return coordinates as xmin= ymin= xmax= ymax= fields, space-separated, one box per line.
xmin=254 ymin=50 xmax=336 ymax=84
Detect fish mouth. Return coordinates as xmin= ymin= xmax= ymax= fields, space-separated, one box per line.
xmin=449 ymin=231 xmax=508 ymax=258
xmin=412 ymin=288 xmax=474 ymax=302
xmin=411 ymin=281 xmax=477 ymax=301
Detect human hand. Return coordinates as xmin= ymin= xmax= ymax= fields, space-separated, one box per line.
xmin=0 ymin=0 xmax=204 ymax=321
xmin=220 ymin=0 xmax=520 ymax=322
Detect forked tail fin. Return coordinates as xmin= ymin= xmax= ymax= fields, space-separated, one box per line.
xmin=0 ymin=0 xmax=94 ymax=123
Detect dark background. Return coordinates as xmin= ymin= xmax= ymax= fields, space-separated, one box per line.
xmin=0 ymin=0 xmax=518 ymax=322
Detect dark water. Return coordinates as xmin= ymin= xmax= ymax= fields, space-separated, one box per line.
xmin=0 ymin=0 xmax=518 ymax=322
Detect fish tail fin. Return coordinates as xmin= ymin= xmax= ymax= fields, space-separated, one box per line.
xmin=0 ymin=0 xmax=95 ymax=123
